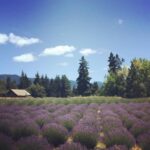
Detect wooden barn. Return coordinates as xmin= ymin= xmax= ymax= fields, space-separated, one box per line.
xmin=7 ymin=89 xmax=31 ymax=97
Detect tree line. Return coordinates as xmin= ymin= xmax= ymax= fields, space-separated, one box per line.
xmin=0 ymin=53 xmax=150 ymax=98
xmin=101 ymin=53 xmax=150 ymax=98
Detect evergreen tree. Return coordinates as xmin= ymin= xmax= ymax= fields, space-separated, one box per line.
xmin=108 ymin=52 xmax=124 ymax=74
xmin=61 ymin=75 xmax=71 ymax=97
xmin=19 ymin=71 xmax=31 ymax=89
xmin=72 ymin=85 xmax=77 ymax=96
xmin=0 ymin=80 xmax=7 ymax=96
xmin=54 ymin=76 xmax=61 ymax=97
xmin=103 ymin=53 xmax=126 ymax=97
xmin=43 ymin=75 xmax=50 ymax=96
xmin=48 ymin=79 xmax=55 ymax=97
xmin=6 ymin=77 xmax=17 ymax=89
xmin=91 ymin=82 xmax=99 ymax=95
xmin=76 ymin=56 xmax=91 ymax=96
xmin=34 ymin=72 xmax=41 ymax=85
xmin=6 ymin=77 xmax=12 ymax=90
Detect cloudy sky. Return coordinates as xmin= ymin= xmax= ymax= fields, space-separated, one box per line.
xmin=0 ymin=0 xmax=150 ymax=81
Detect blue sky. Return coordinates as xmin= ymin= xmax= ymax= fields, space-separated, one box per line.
xmin=0 ymin=0 xmax=150 ymax=81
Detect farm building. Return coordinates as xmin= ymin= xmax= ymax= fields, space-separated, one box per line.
xmin=7 ymin=89 xmax=31 ymax=97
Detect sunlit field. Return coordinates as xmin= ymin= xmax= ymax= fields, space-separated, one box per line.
xmin=0 ymin=97 xmax=150 ymax=150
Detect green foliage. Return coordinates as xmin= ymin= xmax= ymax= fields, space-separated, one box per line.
xmin=77 ymin=56 xmax=91 ymax=96
xmin=61 ymin=120 xmax=75 ymax=131
xmin=0 ymin=96 xmax=150 ymax=105
xmin=126 ymin=59 xmax=150 ymax=98
xmin=91 ymin=82 xmax=99 ymax=95
xmin=54 ymin=76 xmax=62 ymax=97
xmin=102 ymin=53 xmax=127 ymax=97
xmin=0 ymin=80 xmax=7 ymax=96
xmin=28 ymin=84 xmax=46 ymax=97
xmin=108 ymin=52 xmax=124 ymax=74
xmin=12 ymin=124 xmax=38 ymax=140
xmin=6 ymin=77 xmax=17 ymax=90
xmin=73 ymin=130 xmax=98 ymax=149
xmin=42 ymin=124 xmax=68 ymax=146
xmin=34 ymin=72 xmax=41 ymax=85
xmin=16 ymin=136 xmax=50 ymax=150
xmin=61 ymin=75 xmax=71 ymax=97
xmin=19 ymin=71 xmax=31 ymax=89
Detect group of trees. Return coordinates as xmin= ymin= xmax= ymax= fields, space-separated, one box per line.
xmin=28 ymin=62 xmax=99 ymax=97
xmin=101 ymin=52 xmax=150 ymax=98
xmin=26 ymin=73 xmax=71 ymax=97
xmin=0 ymin=53 xmax=149 ymax=98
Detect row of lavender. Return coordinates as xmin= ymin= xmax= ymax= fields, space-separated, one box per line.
xmin=0 ymin=102 xmax=149 ymax=150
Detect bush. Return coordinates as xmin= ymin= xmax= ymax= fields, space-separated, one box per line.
xmin=16 ymin=136 xmax=51 ymax=150
xmin=12 ymin=121 xmax=39 ymax=140
xmin=58 ymin=142 xmax=88 ymax=150
xmin=0 ymin=133 xmax=14 ymax=150
xmin=106 ymin=145 xmax=128 ymax=150
xmin=137 ymin=132 xmax=150 ymax=150
xmin=73 ymin=125 xmax=98 ymax=149
xmin=34 ymin=115 xmax=49 ymax=128
xmin=57 ymin=116 xmax=75 ymax=131
xmin=28 ymin=84 xmax=46 ymax=97
xmin=42 ymin=123 xmax=68 ymax=147
xmin=62 ymin=120 xmax=75 ymax=131
xmin=104 ymin=128 xmax=135 ymax=148
xmin=130 ymin=121 xmax=148 ymax=137
xmin=0 ymin=119 xmax=13 ymax=136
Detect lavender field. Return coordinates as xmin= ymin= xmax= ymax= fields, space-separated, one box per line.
xmin=0 ymin=102 xmax=150 ymax=150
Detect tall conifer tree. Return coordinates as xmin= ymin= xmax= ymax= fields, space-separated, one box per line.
xmin=76 ymin=56 xmax=91 ymax=96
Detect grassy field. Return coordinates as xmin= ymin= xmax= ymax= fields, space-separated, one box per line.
xmin=0 ymin=96 xmax=150 ymax=105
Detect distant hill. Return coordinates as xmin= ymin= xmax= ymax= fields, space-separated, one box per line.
xmin=0 ymin=74 xmax=20 ymax=84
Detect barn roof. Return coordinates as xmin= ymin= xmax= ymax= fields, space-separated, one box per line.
xmin=11 ymin=89 xmax=31 ymax=97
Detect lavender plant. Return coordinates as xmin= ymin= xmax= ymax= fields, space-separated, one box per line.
xmin=73 ymin=125 xmax=98 ymax=149
xmin=137 ymin=131 xmax=150 ymax=150
xmin=0 ymin=133 xmax=14 ymax=150
xmin=106 ymin=145 xmax=128 ymax=150
xmin=16 ymin=136 xmax=51 ymax=150
xmin=57 ymin=142 xmax=88 ymax=150
xmin=104 ymin=128 xmax=135 ymax=148
xmin=42 ymin=123 xmax=68 ymax=146
xmin=12 ymin=120 xmax=39 ymax=140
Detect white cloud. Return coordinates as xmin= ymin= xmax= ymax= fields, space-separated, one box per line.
xmin=9 ymin=33 xmax=40 ymax=47
xmin=58 ymin=62 xmax=68 ymax=67
xmin=0 ymin=33 xmax=9 ymax=44
xmin=80 ymin=48 xmax=97 ymax=56
xmin=40 ymin=45 xmax=76 ymax=56
xmin=64 ymin=53 xmax=74 ymax=58
xmin=118 ymin=19 xmax=124 ymax=25
xmin=13 ymin=53 xmax=36 ymax=62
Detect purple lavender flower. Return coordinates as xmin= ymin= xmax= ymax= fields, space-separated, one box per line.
xmin=137 ymin=131 xmax=150 ymax=150
xmin=16 ymin=135 xmax=52 ymax=150
xmin=104 ymin=128 xmax=135 ymax=148
xmin=12 ymin=119 xmax=40 ymax=140
xmin=58 ymin=142 xmax=88 ymax=150
xmin=42 ymin=123 xmax=68 ymax=147
xmin=73 ymin=124 xmax=98 ymax=149
xmin=106 ymin=145 xmax=128 ymax=150
xmin=130 ymin=120 xmax=149 ymax=137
